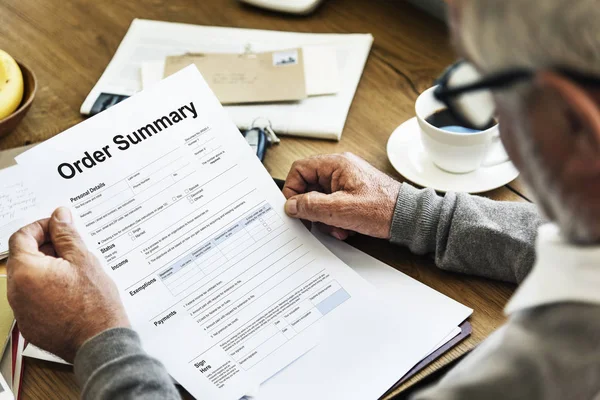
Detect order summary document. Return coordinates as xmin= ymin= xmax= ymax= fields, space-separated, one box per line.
xmin=16 ymin=67 xmax=456 ymax=399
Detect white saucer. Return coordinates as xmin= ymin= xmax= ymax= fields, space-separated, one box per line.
xmin=386 ymin=118 xmax=519 ymax=193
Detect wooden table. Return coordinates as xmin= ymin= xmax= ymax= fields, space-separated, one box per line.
xmin=0 ymin=0 xmax=531 ymax=398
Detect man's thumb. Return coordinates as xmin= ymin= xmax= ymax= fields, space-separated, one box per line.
xmin=285 ymin=192 xmax=342 ymax=225
xmin=49 ymin=207 xmax=88 ymax=263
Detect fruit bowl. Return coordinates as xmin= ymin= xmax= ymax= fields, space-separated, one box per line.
xmin=0 ymin=61 xmax=37 ymax=138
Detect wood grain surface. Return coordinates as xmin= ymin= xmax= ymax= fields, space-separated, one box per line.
xmin=0 ymin=0 xmax=530 ymax=398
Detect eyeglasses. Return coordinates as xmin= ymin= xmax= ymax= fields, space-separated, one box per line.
xmin=433 ymin=61 xmax=600 ymax=130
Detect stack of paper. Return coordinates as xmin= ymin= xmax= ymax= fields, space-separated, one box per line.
xmin=81 ymin=19 xmax=373 ymax=140
xmin=11 ymin=66 xmax=471 ymax=399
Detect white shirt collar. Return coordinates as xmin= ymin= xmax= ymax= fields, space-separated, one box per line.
xmin=505 ymin=223 xmax=600 ymax=315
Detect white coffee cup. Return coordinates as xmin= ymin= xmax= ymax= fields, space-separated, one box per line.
xmin=415 ymin=86 xmax=509 ymax=174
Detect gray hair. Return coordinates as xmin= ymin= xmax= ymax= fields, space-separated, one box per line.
xmin=459 ymin=0 xmax=600 ymax=75
xmin=458 ymin=0 xmax=600 ymax=242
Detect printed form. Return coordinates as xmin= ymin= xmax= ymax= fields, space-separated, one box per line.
xmin=17 ymin=66 xmax=437 ymax=399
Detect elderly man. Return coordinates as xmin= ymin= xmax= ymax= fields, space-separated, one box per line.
xmin=7 ymin=0 xmax=600 ymax=398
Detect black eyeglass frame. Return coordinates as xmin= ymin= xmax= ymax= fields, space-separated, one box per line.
xmin=433 ymin=61 xmax=600 ymax=130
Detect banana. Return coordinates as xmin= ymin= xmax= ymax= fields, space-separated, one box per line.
xmin=0 ymin=49 xmax=24 ymax=120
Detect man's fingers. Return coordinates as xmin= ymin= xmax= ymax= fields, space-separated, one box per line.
xmin=285 ymin=191 xmax=350 ymax=229
xmin=282 ymin=160 xmax=317 ymax=199
xmin=48 ymin=207 xmax=89 ymax=264
xmin=315 ymin=223 xmax=350 ymax=241
xmin=8 ymin=219 xmax=50 ymax=257
xmin=39 ymin=243 xmax=57 ymax=257
xmin=282 ymin=155 xmax=339 ymax=199
xmin=8 ymin=219 xmax=52 ymax=278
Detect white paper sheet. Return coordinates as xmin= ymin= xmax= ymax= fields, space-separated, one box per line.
xmin=21 ymin=344 xmax=68 ymax=365
xmin=254 ymin=231 xmax=471 ymax=400
xmin=140 ymin=61 xmax=164 ymax=91
xmin=0 ymin=371 xmax=13 ymax=400
xmin=427 ymin=327 xmax=462 ymax=358
xmin=0 ymin=166 xmax=38 ymax=257
xmin=81 ymin=19 xmax=372 ymax=140
xmin=302 ymin=46 xmax=340 ymax=96
xmin=19 ymin=66 xmax=460 ymax=399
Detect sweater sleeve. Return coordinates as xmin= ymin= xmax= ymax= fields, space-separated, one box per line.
xmin=412 ymin=303 xmax=600 ymax=400
xmin=74 ymin=328 xmax=181 ymax=400
xmin=390 ymin=183 xmax=543 ymax=283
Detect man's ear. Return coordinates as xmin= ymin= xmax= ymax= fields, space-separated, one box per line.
xmin=535 ymin=71 xmax=600 ymax=150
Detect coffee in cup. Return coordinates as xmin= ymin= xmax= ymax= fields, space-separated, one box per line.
xmin=425 ymin=108 xmax=496 ymax=133
xmin=415 ymin=86 xmax=508 ymax=174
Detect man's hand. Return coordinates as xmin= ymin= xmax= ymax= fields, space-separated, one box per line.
xmin=7 ymin=207 xmax=130 ymax=363
xmin=283 ymin=153 xmax=401 ymax=240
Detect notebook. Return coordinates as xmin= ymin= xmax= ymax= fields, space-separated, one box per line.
xmin=0 ymin=277 xmax=14 ymax=355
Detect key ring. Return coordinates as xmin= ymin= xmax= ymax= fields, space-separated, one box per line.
xmin=251 ymin=117 xmax=280 ymax=144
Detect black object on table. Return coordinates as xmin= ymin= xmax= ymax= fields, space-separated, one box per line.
xmin=241 ymin=127 xmax=269 ymax=162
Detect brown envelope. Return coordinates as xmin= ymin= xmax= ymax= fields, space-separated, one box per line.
xmin=164 ymin=49 xmax=307 ymax=104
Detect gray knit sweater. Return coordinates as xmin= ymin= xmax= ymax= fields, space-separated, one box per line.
xmin=74 ymin=183 xmax=598 ymax=400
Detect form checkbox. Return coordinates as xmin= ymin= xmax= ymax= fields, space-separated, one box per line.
xmin=185 ymin=189 xmax=189 ymax=194
xmin=128 ymin=231 xmax=133 ymax=236
xmin=189 ymin=198 xmax=194 ymax=204
xmin=172 ymin=197 xmax=177 ymax=201
xmin=131 ymin=236 xmax=137 ymax=241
